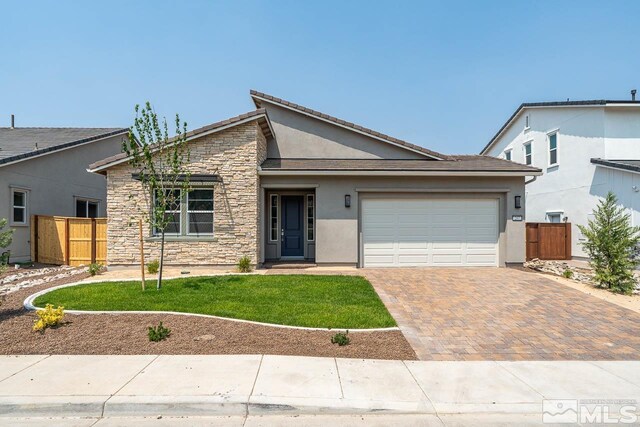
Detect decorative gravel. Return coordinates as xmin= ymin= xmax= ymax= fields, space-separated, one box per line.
xmin=0 ymin=274 xmax=416 ymax=360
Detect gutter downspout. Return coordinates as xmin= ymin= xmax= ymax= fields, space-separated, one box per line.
xmin=525 ymin=175 xmax=537 ymax=185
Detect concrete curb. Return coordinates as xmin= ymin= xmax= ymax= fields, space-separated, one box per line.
xmin=23 ymin=280 xmax=400 ymax=333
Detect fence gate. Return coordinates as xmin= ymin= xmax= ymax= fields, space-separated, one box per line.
xmin=526 ymin=222 xmax=571 ymax=261
xmin=31 ymin=215 xmax=107 ymax=266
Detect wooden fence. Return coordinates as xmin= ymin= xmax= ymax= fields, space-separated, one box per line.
xmin=31 ymin=215 xmax=107 ymax=266
xmin=526 ymin=222 xmax=572 ymax=261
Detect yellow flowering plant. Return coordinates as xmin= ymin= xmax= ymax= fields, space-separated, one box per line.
xmin=33 ymin=304 xmax=65 ymax=332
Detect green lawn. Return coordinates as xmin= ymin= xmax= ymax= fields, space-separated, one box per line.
xmin=34 ymin=275 xmax=396 ymax=329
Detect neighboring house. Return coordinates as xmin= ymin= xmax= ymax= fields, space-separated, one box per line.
xmin=89 ymin=90 xmax=540 ymax=268
xmin=0 ymin=122 xmax=128 ymax=262
xmin=480 ymin=94 xmax=640 ymax=258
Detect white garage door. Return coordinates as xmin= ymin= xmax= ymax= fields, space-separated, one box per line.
xmin=362 ymin=198 xmax=499 ymax=267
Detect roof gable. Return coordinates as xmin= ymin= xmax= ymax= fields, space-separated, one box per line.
xmin=250 ymin=90 xmax=447 ymax=160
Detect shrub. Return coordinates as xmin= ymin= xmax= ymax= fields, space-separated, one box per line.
xmin=331 ymin=331 xmax=350 ymax=346
xmin=88 ymin=263 xmax=103 ymax=276
xmin=578 ymin=192 xmax=640 ymax=294
xmin=148 ymin=321 xmax=171 ymax=342
xmin=562 ymin=269 xmax=573 ymax=279
xmin=147 ymin=259 xmax=160 ymax=274
xmin=33 ymin=304 xmax=65 ymax=332
xmin=237 ymin=256 xmax=252 ymax=273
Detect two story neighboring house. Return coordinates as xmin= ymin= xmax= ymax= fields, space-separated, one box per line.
xmin=480 ymin=94 xmax=640 ymax=258
xmin=0 ymin=119 xmax=128 ymax=262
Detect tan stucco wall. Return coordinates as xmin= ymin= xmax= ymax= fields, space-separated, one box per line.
xmin=263 ymin=103 xmax=427 ymax=160
xmin=260 ymin=175 xmax=527 ymax=266
xmin=105 ymin=123 xmax=262 ymax=266
xmin=0 ymin=134 xmax=125 ymax=262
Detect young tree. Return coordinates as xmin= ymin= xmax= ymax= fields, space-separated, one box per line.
xmin=578 ymin=192 xmax=640 ymax=294
xmin=123 ymin=102 xmax=191 ymax=290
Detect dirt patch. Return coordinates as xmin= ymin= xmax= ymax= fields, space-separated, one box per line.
xmin=0 ymin=276 xmax=416 ymax=360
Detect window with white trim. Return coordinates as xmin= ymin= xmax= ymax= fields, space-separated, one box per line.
xmin=11 ymin=189 xmax=27 ymax=225
xmin=187 ymin=189 xmax=214 ymax=235
xmin=307 ymin=194 xmax=314 ymax=241
xmin=524 ymin=142 xmax=532 ymax=166
xmin=548 ymin=132 xmax=558 ymax=166
xmin=504 ymin=149 xmax=512 ymax=161
xmin=525 ymin=114 xmax=530 ymax=129
xmin=76 ymin=198 xmax=99 ymax=218
xmin=270 ymin=194 xmax=278 ymax=241
xmin=152 ymin=188 xmax=215 ymax=237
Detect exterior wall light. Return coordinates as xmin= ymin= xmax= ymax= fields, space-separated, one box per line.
xmin=515 ymin=195 xmax=522 ymax=209
xmin=345 ymin=194 xmax=351 ymax=208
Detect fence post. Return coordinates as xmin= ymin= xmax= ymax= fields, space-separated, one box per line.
xmin=32 ymin=215 xmax=39 ymax=263
xmin=91 ymin=218 xmax=97 ymax=264
xmin=565 ymin=222 xmax=572 ymax=260
xmin=64 ymin=218 xmax=70 ymax=265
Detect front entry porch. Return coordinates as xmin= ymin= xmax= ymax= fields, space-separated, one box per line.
xmin=263 ymin=188 xmax=316 ymax=263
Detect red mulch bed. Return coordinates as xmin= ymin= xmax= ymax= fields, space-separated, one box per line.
xmin=0 ymin=274 xmax=416 ymax=360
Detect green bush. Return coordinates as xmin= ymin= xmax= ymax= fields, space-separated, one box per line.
xmin=578 ymin=192 xmax=640 ymax=294
xmin=237 ymin=256 xmax=252 ymax=273
xmin=148 ymin=321 xmax=171 ymax=342
xmin=331 ymin=331 xmax=350 ymax=346
xmin=562 ymin=269 xmax=573 ymax=279
xmin=88 ymin=263 xmax=103 ymax=276
xmin=147 ymin=259 xmax=160 ymax=274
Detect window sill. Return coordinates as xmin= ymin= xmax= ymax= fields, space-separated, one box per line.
xmin=547 ymin=164 xmax=559 ymax=171
xmin=145 ymin=236 xmax=217 ymax=242
xmin=10 ymin=222 xmax=28 ymax=228
xmin=524 ymin=127 xmax=531 ymax=132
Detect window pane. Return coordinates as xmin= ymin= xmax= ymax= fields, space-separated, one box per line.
xmin=550 ymin=150 xmax=557 ymax=165
xmin=188 ymin=212 xmax=213 ymax=234
xmin=163 ymin=212 xmax=180 ymax=234
xmin=525 ymin=144 xmax=531 ymax=155
xmin=88 ymin=202 xmax=98 ymax=218
xmin=76 ymin=200 xmax=87 ymax=217
xmin=155 ymin=189 xmax=181 ymax=211
xmin=188 ymin=190 xmax=213 ymax=210
xmin=549 ymin=134 xmax=557 ymax=150
xmin=13 ymin=207 xmax=24 ymax=223
xmin=526 ymin=154 xmax=532 ymax=165
xmin=505 ymin=151 xmax=511 ymax=160
xmin=270 ymin=195 xmax=278 ymax=241
xmin=13 ymin=191 xmax=25 ymax=207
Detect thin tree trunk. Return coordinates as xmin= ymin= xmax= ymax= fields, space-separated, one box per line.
xmin=157 ymin=230 xmax=165 ymax=290
xmin=139 ymin=219 xmax=146 ymax=291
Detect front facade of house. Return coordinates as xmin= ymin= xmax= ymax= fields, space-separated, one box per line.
xmin=0 ymin=126 xmax=128 ymax=262
xmin=481 ymin=99 xmax=640 ymax=258
xmin=91 ymin=91 xmax=540 ymax=268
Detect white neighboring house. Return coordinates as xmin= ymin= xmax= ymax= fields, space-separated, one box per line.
xmin=480 ymin=94 xmax=640 ymax=258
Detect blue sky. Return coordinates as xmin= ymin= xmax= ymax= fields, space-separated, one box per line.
xmin=1 ymin=1 xmax=639 ymax=154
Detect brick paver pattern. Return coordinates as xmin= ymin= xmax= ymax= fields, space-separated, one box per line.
xmin=363 ymin=268 xmax=640 ymax=361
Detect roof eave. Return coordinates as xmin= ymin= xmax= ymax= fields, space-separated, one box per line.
xmin=258 ymin=168 xmax=542 ymax=177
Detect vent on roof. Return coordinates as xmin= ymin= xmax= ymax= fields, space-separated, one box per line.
xmin=10 ymin=114 xmax=15 ymax=129
xmin=632 ymin=89 xmax=637 ymax=102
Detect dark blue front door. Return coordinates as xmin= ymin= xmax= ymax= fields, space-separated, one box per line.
xmin=281 ymin=195 xmax=304 ymax=257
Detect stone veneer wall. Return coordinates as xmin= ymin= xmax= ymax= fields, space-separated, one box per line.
xmin=106 ymin=122 xmax=262 ymax=266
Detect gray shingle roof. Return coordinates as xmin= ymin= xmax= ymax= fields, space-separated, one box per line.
xmin=260 ymin=156 xmax=541 ymax=173
xmin=250 ymin=90 xmax=449 ymax=160
xmin=0 ymin=127 xmax=127 ymax=166
xmin=591 ymin=158 xmax=640 ymax=174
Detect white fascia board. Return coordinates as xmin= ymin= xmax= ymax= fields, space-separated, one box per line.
xmin=258 ymin=169 xmax=542 ymax=177
xmin=88 ymin=115 xmax=269 ymax=173
xmin=252 ymin=94 xmax=444 ymax=160
xmin=0 ymin=131 xmax=128 ymax=169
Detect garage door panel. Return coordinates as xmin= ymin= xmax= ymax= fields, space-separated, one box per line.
xmin=362 ymin=198 xmax=498 ymax=267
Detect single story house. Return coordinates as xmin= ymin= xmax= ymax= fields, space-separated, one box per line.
xmin=0 ymin=119 xmax=128 ymax=262
xmin=89 ymin=91 xmax=541 ymax=268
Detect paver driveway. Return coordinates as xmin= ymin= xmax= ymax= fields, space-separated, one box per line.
xmin=364 ymin=268 xmax=640 ymax=361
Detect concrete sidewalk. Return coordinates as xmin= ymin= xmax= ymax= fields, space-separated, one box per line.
xmin=0 ymin=355 xmax=639 ymax=423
